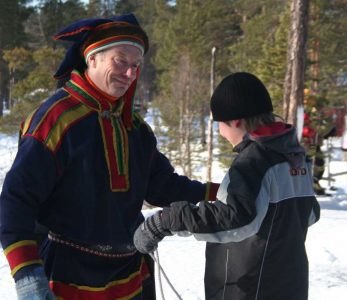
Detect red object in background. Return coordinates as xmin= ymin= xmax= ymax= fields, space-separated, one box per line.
xmin=302 ymin=113 xmax=317 ymax=144
xmin=302 ymin=126 xmax=315 ymax=138
xmin=326 ymin=107 xmax=346 ymax=137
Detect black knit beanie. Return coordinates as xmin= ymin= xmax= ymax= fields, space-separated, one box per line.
xmin=210 ymin=72 xmax=273 ymax=121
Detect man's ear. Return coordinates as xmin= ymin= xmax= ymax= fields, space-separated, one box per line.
xmin=87 ymin=54 xmax=97 ymax=68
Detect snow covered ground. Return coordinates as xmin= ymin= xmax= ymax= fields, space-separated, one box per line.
xmin=0 ymin=133 xmax=347 ymax=299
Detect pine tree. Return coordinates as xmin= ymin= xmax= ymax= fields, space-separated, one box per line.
xmin=0 ymin=0 xmax=31 ymax=48
xmin=255 ymin=6 xmax=290 ymax=112
xmin=2 ymin=47 xmax=33 ymax=108
xmin=230 ymin=0 xmax=287 ymax=74
xmin=129 ymin=0 xmax=169 ymax=110
xmin=87 ymin=0 xmax=117 ymax=17
xmin=31 ymin=0 xmax=87 ymax=47
xmin=0 ymin=46 xmax=64 ymax=133
xmin=115 ymin=0 xmax=137 ymax=14
xmin=152 ymin=0 xmax=241 ymax=176
xmin=306 ymin=0 xmax=347 ymax=107
xmin=0 ymin=0 xmax=32 ymax=116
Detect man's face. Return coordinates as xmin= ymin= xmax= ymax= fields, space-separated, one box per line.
xmin=87 ymin=44 xmax=143 ymax=98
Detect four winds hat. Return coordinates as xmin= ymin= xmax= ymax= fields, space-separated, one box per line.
xmin=210 ymin=72 xmax=273 ymax=121
xmin=53 ymin=13 xmax=149 ymax=129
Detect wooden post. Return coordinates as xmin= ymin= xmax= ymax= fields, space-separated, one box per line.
xmin=206 ymin=47 xmax=217 ymax=181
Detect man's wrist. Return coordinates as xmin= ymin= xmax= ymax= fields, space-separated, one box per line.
xmin=14 ymin=265 xmax=45 ymax=282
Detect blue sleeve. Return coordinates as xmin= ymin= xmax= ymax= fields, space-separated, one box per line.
xmin=0 ymin=136 xmax=59 ymax=248
xmin=145 ymin=149 xmax=207 ymax=207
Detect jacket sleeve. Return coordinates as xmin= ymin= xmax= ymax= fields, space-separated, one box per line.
xmin=160 ymin=158 xmax=268 ymax=243
xmin=0 ymin=136 xmax=59 ymax=277
xmin=145 ymin=149 xmax=219 ymax=207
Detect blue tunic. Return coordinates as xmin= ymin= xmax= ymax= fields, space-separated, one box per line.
xmin=0 ymin=70 xmax=215 ymax=299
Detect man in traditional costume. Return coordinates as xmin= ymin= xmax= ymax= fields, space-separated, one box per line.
xmin=0 ymin=13 xmax=218 ymax=299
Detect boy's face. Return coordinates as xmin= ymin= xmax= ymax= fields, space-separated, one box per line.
xmin=219 ymin=120 xmax=246 ymax=147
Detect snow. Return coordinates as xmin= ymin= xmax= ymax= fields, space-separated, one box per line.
xmin=1 ymin=134 xmax=347 ymax=299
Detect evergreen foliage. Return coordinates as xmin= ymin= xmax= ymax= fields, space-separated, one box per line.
xmin=0 ymin=0 xmax=33 ymax=115
xmin=0 ymin=46 xmax=64 ymax=133
xmin=87 ymin=0 xmax=117 ymax=17
xmin=152 ymin=0 xmax=241 ymax=175
xmin=230 ymin=0 xmax=287 ymax=74
xmin=306 ymin=0 xmax=347 ymax=106
xmin=28 ymin=0 xmax=87 ymax=47
xmin=0 ymin=0 xmax=32 ymax=49
xmin=12 ymin=46 xmax=64 ymax=102
xmin=255 ymin=5 xmax=290 ymax=112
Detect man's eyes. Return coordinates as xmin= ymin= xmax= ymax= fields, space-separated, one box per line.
xmin=114 ymin=58 xmax=140 ymax=69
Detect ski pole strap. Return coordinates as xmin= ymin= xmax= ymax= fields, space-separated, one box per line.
xmin=149 ymin=250 xmax=183 ymax=300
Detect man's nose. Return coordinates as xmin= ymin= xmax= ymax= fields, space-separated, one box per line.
xmin=125 ymin=67 xmax=137 ymax=79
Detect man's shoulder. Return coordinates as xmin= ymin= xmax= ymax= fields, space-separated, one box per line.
xmin=20 ymin=89 xmax=93 ymax=152
xmin=133 ymin=112 xmax=154 ymax=134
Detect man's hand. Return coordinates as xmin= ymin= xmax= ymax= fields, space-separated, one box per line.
xmin=15 ymin=266 xmax=55 ymax=300
xmin=133 ymin=211 xmax=172 ymax=254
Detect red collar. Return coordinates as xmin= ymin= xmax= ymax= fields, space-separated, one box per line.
xmin=250 ymin=122 xmax=290 ymax=138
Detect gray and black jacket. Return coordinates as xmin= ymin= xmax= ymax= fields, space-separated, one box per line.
xmin=161 ymin=122 xmax=320 ymax=300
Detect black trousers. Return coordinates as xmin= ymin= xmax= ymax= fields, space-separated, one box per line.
xmin=142 ymin=254 xmax=156 ymax=299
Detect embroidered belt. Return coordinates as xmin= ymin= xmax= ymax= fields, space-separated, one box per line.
xmin=48 ymin=232 xmax=137 ymax=258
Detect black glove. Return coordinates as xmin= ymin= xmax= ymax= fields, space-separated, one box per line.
xmin=133 ymin=211 xmax=172 ymax=254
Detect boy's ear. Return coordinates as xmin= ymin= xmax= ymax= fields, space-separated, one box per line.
xmin=232 ymin=119 xmax=242 ymax=127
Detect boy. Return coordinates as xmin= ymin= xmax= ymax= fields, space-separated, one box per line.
xmin=134 ymin=72 xmax=320 ymax=300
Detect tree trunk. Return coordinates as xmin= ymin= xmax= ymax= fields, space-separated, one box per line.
xmin=283 ymin=0 xmax=309 ymax=126
xmin=308 ymin=1 xmax=320 ymax=93
xmin=178 ymin=94 xmax=184 ymax=169
xmin=0 ymin=71 xmax=3 ymax=117
xmin=185 ymin=112 xmax=192 ymax=178
xmin=200 ymin=104 xmax=206 ymax=146
xmin=184 ymin=72 xmax=192 ymax=177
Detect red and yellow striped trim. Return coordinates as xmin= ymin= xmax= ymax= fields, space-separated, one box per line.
xmin=84 ymin=35 xmax=145 ymax=59
xmin=29 ymin=97 xmax=92 ymax=153
xmin=54 ymin=25 xmax=94 ymax=40
xmin=99 ymin=115 xmax=129 ymax=191
xmin=64 ymin=70 xmax=133 ymax=191
xmin=204 ymin=182 xmax=219 ymax=201
xmin=84 ymin=71 xmax=118 ymax=104
xmin=50 ymin=257 xmax=150 ymax=300
xmin=3 ymin=240 xmax=42 ymax=276
xmin=66 ymin=71 xmax=112 ymax=111
xmin=94 ymin=21 xmax=142 ymax=32
xmin=21 ymin=109 xmax=38 ymax=137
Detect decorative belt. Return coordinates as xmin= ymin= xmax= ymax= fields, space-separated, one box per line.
xmin=48 ymin=232 xmax=137 ymax=258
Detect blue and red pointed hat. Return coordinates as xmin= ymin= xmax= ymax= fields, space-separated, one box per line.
xmin=53 ymin=14 xmax=149 ymax=130
xmin=53 ymin=13 xmax=149 ymax=80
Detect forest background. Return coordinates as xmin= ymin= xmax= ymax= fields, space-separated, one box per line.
xmin=0 ymin=0 xmax=346 ymax=179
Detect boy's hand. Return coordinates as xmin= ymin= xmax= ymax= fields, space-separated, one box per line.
xmin=133 ymin=211 xmax=172 ymax=254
